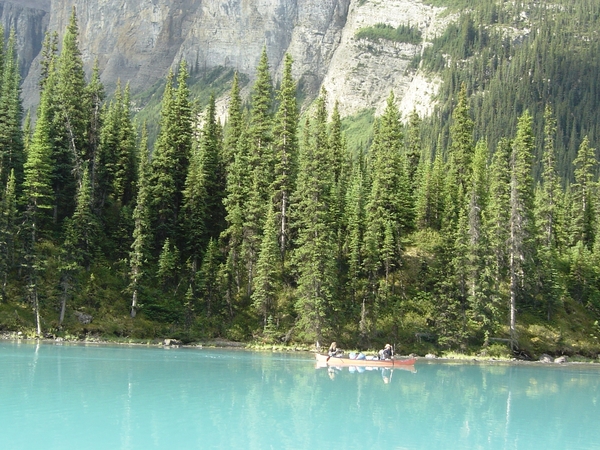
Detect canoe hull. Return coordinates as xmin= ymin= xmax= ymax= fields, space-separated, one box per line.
xmin=315 ymin=353 xmax=416 ymax=367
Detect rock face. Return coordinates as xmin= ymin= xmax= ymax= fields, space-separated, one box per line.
xmin=14 ymin=0 xmax=447 ymax=118
xmin=0 ymin=0 xmax=49 ymax=80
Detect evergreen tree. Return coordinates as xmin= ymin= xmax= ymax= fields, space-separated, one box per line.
xmin=157 ymin=238 xmax=179 ymax=288
xmin=22 ymin=82 xmax=55 ymax=335
xmin=85 ymin=59 xmax=105 ymax=203
xmin=509 ymin=111 xmax=537 ymax=349
xmin=129 ymin=127 xmax=151 ymax=318
xmin=63 ymin=166 xmax=99 ymax=271
xmin=364 ymin=92 xmax=412 ymax=299
xmin=0 ymin=29 xmax=24 ymax=188
xmin=54 ymin=7 xmax=89 ymax=186
xmin=570 ymin=135 xmax=596 ymax=248
xmin=148 ymin=62 xmax=192 ymax=248
xmin=39 ymin=31 xmax=58 ymax=91
xmin=536 ymin=105 xmax=561 ymax=250
xmin=252 ymin=204 xmax=281 ymax=327
xmin=181 ymin=130 xmax=206 ymax=284
xmin=198 ymin=239 xmax=221 ymax=320
xmin=222 ymin=72 xmax=243 ymax=168
xmin=200 ymin=94 xmax=225 ymax=242
xmin=292 ymin=91 xmax=337 ymax=342
xmin=405 ymin=108 xmax=422 ymax=189
xmin=0 ymin=169 xmax=16 ymax=302
xmin=485 ymin=138 xmax=511 ymax=289
xmin=221 ymin=129 xmax=250 ymax=305
xmin=466 ymin=140 xmax=492 ymax=337
xmin=445 ymin=84 xmax=475 ymax=227
xmin=272 ymin=53 xmax=298 ymax=264
xmin=345 ymin=162 xmax=366 ymax=312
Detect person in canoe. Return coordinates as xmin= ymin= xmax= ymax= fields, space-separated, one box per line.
xmin=328 ymin=342 xmax=342 ymax=357
xmin=378 ymin=344 xmax=393 ymax=360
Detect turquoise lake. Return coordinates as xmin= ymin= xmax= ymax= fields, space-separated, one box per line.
xmin=1 ymin=341 xmax=599 ymax=449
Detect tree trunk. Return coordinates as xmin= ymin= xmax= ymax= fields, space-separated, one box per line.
xmin=59 ymin=276 xmax=69 ymax=325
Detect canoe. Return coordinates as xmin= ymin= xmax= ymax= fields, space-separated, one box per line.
xmin=315 ymin=352 xmax=416 ymax=367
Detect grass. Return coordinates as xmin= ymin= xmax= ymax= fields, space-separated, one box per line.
xmin=340 ymin=108 xmax=375 ymax=156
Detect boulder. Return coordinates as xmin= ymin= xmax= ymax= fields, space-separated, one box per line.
xmin=539 ymin=354 xmax=554 ymax=363
xmin=554 ymin=356 xmax=568 ymax=364
xmin=74 ymin=311 xmax=93 ymax=324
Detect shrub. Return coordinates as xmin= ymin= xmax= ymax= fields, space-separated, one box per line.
xmin=355 ymin=23 xmax=422 ymax=45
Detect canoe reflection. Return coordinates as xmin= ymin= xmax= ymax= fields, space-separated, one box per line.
xmin=318 ymin=362 xmax=417 ymax=383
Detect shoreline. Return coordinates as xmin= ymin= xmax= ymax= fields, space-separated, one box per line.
xmin=2 ymin=332 xmax=599 ymax=366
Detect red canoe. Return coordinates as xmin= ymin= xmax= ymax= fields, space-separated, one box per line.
xmin=315 ymin=353 xmax=416 ymax=367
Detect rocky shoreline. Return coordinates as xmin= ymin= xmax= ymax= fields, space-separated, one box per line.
xmin=2 ymin=331 xmax=599 ymax=365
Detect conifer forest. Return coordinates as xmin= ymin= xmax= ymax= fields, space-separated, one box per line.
xmin=2 ymin=1 xmax=600 ymax=358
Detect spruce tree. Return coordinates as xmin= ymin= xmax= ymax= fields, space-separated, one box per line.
xmin=200 ymin=94 xmax=225 ymax=242
xmin=148 ymin=62 xmax=192 ymax=248
xmin=570 ymin=136 xmax=596 ymax=248
xmin=445 ymin=84 xmax=474 ymax=227
xmin=22 ymin=81 xmax=55 ymax=336
xmin=292 ymin=91 xmax=337 ymax=342
xmin=129 ymin=127 xmax=151 ymax=318
xmin=405 ymin=108 xmax=422 ymax=189
xmin=222 ymin=72 xmax=243 ymax=169
xmin=0 ymin=29 xmax=24 ymax=188
xmin=272 ymin=53 xmax=298 ymax=264
xmin=252 ymin=204 xmax=282 ymax=328
xmin=221 ymin=129 xmax=250 ymax=303
xmin=0 ymin=169 xmax=16 ymax=302
xmin=63 ymin=166 xmax=100 ymax=272
xmin=54 ymin=7 xmax=89 ymax=186
xmin=509 ymin=111 xmax=537 ymax=349
xmin=364 ymin=92 xmax=411 ymax=299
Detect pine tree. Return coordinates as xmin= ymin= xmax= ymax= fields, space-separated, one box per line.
xmin=534 ymin=106 xmax=563 ymax=320
xmin=466 ymin=140 xmax=492 ymax=337
xmin=271 ymin=53 xmax=298 ymax=264
xmin=198 ymin=239 xmax=221 ymax=319
xmin=148 ymin=62 xmax=192 ymax=248
xmin=292 ymin=91 xmax=337 ymax=342
xmin=536 ymin=105 xmax=561 ymax=250
xmin=54 ymin=7 xmax=89 ymax=186
xmin=445 ymin=84 xmax=475 ymax=227
xmin=0 ymin=169 xmax=16 ymax=302
xmin=221 ymin=129 xmax=250 ymax=305
xmin=345 ymin=163 xmax=366 ymax=311
xmin=0 ymin=29 xmax=24 ymax=188
xmin=222 ymin=72 xmax=243 ymax=169
xmin=405 ymin=108 xmax=422 ymax=189
xmin=252 ymin=204 xmax=281 ymax=327
xmin=485 ymin=138 xmax=511 ymax=288
xmin=200 ymin=94 xmax=225 ymax=242
xmin=22 ymin=82 xmax=55 ymax=336
xmin=63 ymin=166 xmax=100 ymax=271
xmin=39 ymin=31 xmax=58 ymax=91
xmin=157 ymin=238 xmax=179 ymax=288
xmin=181 ymin=135 xmax=207 ymax=281
xmin=364 ymin=92 xmax=411 ymax=298
xmin=129 ymin=127 xmax=151 ymax=318
xmin=570 ymin=135 xmax=596 ymax=248
xmin=85 ymin=59 xmax=105 ymax=203
xmin=509 ymin=111 xmax=537 ymax=349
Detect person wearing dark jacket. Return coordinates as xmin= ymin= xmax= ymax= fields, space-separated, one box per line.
xmin=379 ymin=344 xmax=393 ymax=360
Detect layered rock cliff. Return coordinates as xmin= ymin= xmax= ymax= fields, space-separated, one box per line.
xmin=12 ymin=0 xmax=448 ymax=119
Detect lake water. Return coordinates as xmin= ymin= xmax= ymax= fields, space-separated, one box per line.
xmin=1 ymin=341 xmax=599 ymax=449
